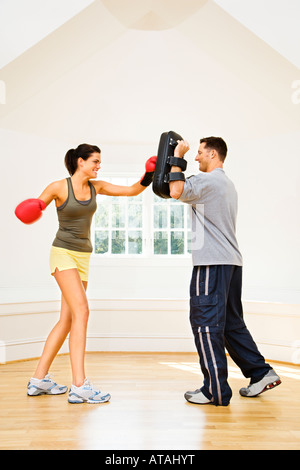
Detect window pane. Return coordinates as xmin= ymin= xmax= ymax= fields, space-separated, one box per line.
xmin=111 ymin=230 xmax=125 ymax=254
xmin=128 ymin=193 xmax=143 ymax=203
xmin=171 ymin=231 xmax=184 ymax=254
xmin=93 ymin=176 xmax=191 ymax=257
xmin=170 ymin=205 xmax=184 ymax=229
xmin=128 ymin=230 xmax=142 ymax=254
xmin=95 ymin=231 xmax=109 ymax=254
xmin=153 ymin=194 xmax=168 ymax=204
xmin=154 ymin=231 xmax=168 ymax=254
xmin=95 ymin=204 xmax=109 ymax=228
xmin=154 ymin=205 xmax=168 ymax=229
xmin=112 ymin=204 xmax=125 ymax=228
xmin=128 ymin=204 xmax=142 ymax=228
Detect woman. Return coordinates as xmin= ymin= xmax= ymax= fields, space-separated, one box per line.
xmin=15 ymin=143 xmax=156 ymax=404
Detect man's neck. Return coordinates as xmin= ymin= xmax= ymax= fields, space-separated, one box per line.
xmin=207 ymin=162 xmax=223 ymax=173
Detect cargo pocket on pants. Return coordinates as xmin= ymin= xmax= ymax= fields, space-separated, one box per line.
xmin=190 ymin=293 xmax=219 ymax=328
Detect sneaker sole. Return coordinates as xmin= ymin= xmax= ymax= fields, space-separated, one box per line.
xmin=185 ymin=398 xmax=213 ymax=405
xmin=68 ymin=398 xmax=110 ymax=404
xmin=184 ymin=392 xmax=212 ymax=405
xmin=68 ymin=394 xmax=111 ymax=404
xmin=27 ymin=389 xmax=67 ymax=396
xmin=257 ymin=378 xmax=282 ymax=396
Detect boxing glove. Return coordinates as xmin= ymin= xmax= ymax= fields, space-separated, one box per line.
xmin=140 ymin=156 xmax=157 ymax=187
xmin=15 ymin=198 xmax=46 ymax=224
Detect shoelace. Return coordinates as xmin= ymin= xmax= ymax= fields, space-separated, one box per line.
xmin=82 ymin=378 xmax=92 ymax=388
xmin=43 ymin=374 xmax=59 ymax=387
xmin=81 ymin=378 xmax=104 ymax=396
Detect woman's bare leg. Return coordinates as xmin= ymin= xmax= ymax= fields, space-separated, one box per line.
xmin=53 ymin=268 xmax=89 ymax=387
xmin=33 ymin=293 xmax=72 ymax=379
xmin=34 ymin=269 xmax=87 ymax=385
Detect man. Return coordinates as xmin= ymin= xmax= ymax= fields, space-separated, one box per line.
xmin=169 ymin=137 xmax=281 ymax=406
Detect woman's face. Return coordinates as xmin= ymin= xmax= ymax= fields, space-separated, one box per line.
xmin=79 ymin=152 xmax=101 ymax=178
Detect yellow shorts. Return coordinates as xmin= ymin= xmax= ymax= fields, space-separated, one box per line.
xmin=50 ymin=246 xmax=91 ymax=282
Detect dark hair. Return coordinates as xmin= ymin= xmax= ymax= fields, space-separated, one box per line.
xmin=200 ymin=137 xmax=227 ymax=162
xmin=64 ymin=143 xmax=101 ymax=176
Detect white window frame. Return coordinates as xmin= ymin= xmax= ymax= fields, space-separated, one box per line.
xmin=91 ymin=172 xmax=192 ymax=263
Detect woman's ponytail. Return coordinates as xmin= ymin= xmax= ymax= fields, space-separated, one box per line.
xmin=64 ymin=148 xmax=78 ymax=176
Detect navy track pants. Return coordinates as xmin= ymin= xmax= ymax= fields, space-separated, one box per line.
xmin=189 ymin=265 xmax=271 ymax=406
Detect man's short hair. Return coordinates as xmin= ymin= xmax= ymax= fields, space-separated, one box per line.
xmin=200 ymin=137 xmax=227 ymax=162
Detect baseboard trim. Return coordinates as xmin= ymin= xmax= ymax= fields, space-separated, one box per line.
xmin=1 ymin=298 xmax=299 ymax=363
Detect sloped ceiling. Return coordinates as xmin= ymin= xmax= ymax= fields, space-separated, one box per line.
xmin=101 ymin=0 xmax=207 ymax=30
xmin=214 ymin=0 xmax=300 ymax=69
xmin=0 ymin=0 xmax=299 ymax=147
xmin=0 ymin=0 xmax=95 ymax=68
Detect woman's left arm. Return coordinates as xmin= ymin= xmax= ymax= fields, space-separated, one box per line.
xmin=94 ymin=180 xmax=145 ymax=197
xmin=93 ymin=156 xmax=157 ymax=197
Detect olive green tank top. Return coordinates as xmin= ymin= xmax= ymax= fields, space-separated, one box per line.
xmin=52 ymin=177 xmax=97 ymax=253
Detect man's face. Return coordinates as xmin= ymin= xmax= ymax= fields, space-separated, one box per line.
xmin=195 ymin=143 xmax=212 ymax=172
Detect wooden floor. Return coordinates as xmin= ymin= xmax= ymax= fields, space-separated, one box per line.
xmin=1 ymin=352 xmax=300 ymax=450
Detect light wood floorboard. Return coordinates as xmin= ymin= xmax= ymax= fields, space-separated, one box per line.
xmin=1 ymin=352 xmax=299 ymax=450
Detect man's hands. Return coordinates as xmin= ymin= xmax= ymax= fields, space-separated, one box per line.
xmin=169 ymin=140 xmax=189 ymax=199
xmin=174 ymin=140 xmax=190 ymax=158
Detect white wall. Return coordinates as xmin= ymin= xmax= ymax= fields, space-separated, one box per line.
xmin=225 ymin=132 xmax=300 ymax=304
xmin=1 ymin=126 xmax=299 ymax=364
xmin=2 ymin=127 xmax=299 ymax=304
xmin=0 ymin=0 xmax=299 ymax=363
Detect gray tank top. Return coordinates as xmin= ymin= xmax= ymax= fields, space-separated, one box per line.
xmin=52 ymin=177 xmax=97 ymax=253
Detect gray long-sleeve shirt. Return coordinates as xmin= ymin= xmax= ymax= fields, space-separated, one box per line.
xmin=179 ymin=168 xmax=243 ymax=266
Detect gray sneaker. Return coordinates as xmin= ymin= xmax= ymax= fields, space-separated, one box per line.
xmin=239 ymin=370 xmax=281 ymax=397
xmin=27 ymin=374 xmax=68 ymax=396
xmin=184 ymin=388 xmax=212 ymax=404
xmin=68 ymin=378 xmax=111 ymax=404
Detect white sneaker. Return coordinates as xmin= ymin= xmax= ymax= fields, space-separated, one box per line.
xmin=184 ymin=388 xmax=212 ymax=404
xmin=27 ymin=374 xmax=68 ymax=396
xmin=68 ymin=378 xmax=111 ymax=404
xmin=239 ymin=370 xmax=281 ymax=397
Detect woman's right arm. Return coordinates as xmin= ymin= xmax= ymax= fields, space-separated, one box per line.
xmin=15 ymin=181 xmax=63 ymax=224
xmin=38 ymin=181 xmax=62 ymax=207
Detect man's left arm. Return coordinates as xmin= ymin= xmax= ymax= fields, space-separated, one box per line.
xmin=169 ymin=140 xmax=189 ymax=199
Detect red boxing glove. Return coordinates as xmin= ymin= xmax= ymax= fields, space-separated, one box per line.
xmin=140 ymin=156 xmax=157 ymax=187
xmin=15 ymin=199 xmax=46 ymax=224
